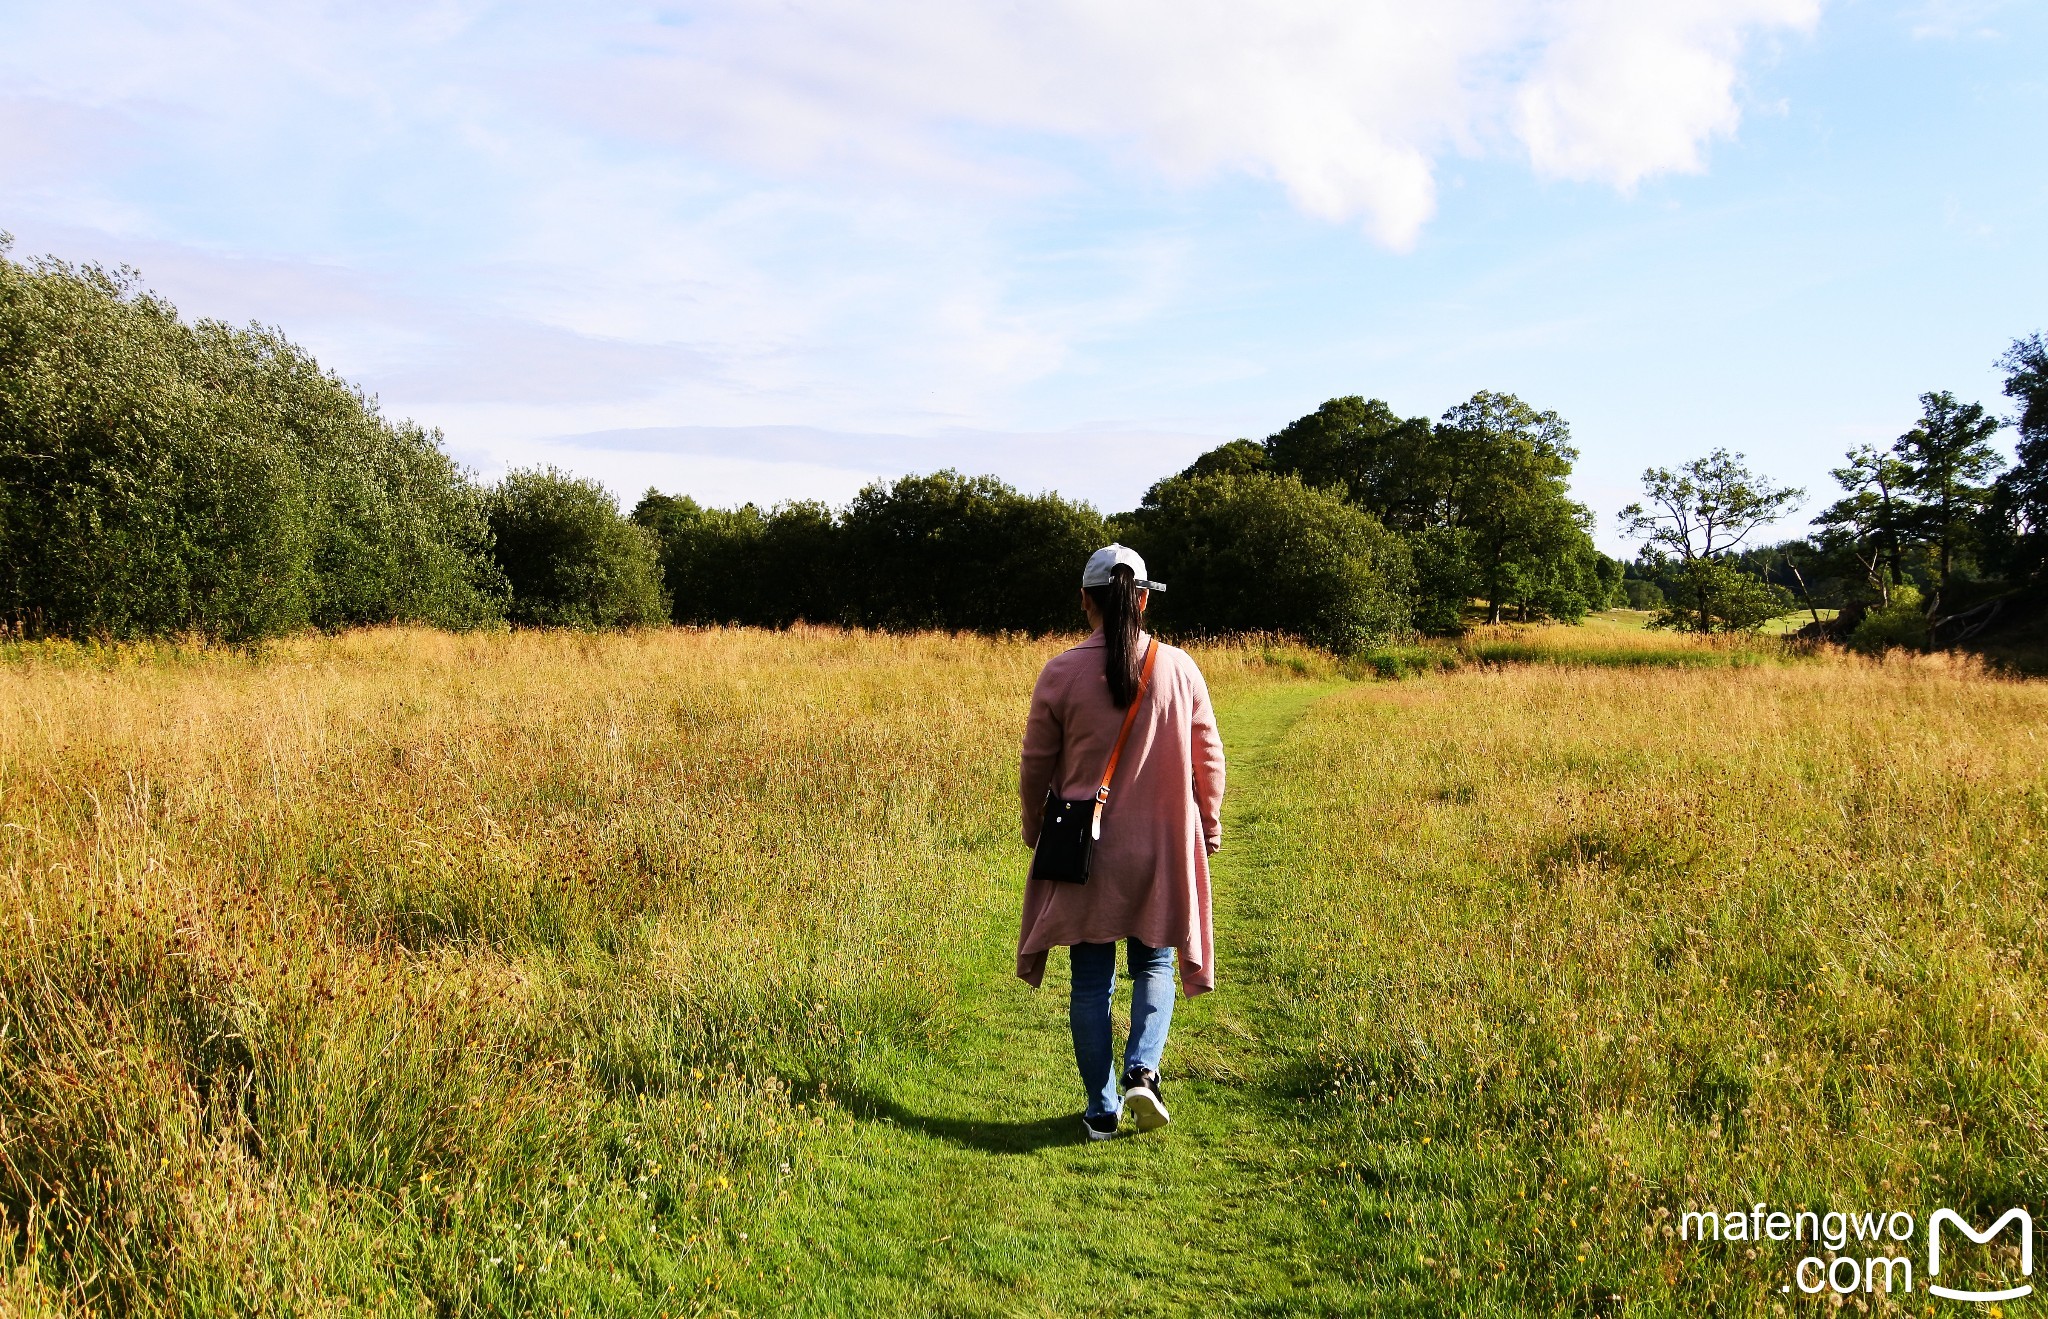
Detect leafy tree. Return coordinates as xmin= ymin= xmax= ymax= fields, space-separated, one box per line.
xmin=0 ymin=254 xmax=299 ymax=639
xmin=1262 ymin=397 xmax=1439 ymax=527
xmin=0 ymin=240 xmax=502 ymax=640
xmin=631 ymin=493 xmax=842 ymax=627
xmin=212 ymin=324 xmax=504 ymax=631
xmin=631 ymin=489 xmax=704 ymax=547
xmin=633 ymin=494 xmax=746 ymax=624
xmin=1592 ymin=553 xmax=1627 ymax=609
xmin=487 ymin=468 xmax=668 ymax=629
xmin=1174 ymin=438 xmax=1270 ymax=482
xmin=2003 ymin=333 xmax=2048 ymax=437
xmin=838 ymin=470 xmax=1011 ymax=631
xmin=1433 ymin=392 xmax=1595 ymax=625
xmin=1847 ymin=584 xmax=1931 ymax=653
xmin=1732 ymin=539 xmax=1847 ymax=622
xmin=969 ymin=487 xmax=1114 ymax=633
xmin=640 ymin=472 xmax=1107 ymax=634
xmin=1813 ymin=445 xmax=1917 ymax=605
xmin=1621 ymin=578 xmax=1666 ymax=611
xmin=1248 ymin=392 xmax=1599 ymax=631
xmin=1403 ymin=526 xmax=1480 ymax=634
xmin=1118 ymin=471 xmax=1412 ymax=652
xmin=749 ymin=501 xmax=844 ymax=625
xmin=1504 ymin=539 xmax=1618 ymax=624
xmin=838 ymin=471 xmax=1107 ymax=633
xmin=1619 ymin=450 xmax=1803 ymax=632
xmin=1987 ymin=333 xmax=2048 ymax=584
xmin=1814 ymin=390 xmax=2005 ymax=619
xmin=1654 ymin=559 xmax=1794 ymax=634
xmin=1893 ymin=390 xmax=2003 ymax=598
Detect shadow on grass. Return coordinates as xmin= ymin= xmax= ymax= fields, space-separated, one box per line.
xmin=840 ymin=1086 xmax=1084 ymax=1153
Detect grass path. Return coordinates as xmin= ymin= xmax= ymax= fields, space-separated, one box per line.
xmin=734 ymin=679 xmax=1363 ymax=1317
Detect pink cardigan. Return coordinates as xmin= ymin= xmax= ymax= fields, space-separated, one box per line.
xmin=1016 ymin=631 xmax=1226 ymax=996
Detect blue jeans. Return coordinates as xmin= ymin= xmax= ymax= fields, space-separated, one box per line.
xmin=1069 ymin=939 xmax=1176 ymax=1118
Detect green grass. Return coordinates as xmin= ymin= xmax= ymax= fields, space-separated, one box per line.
xmin=1352 ymin=613 xmax=1813 ymax=677
xmin=1455 ymin=613 xmax=1796 ymax=668
xmin=5 ymin=629 xmax=2044 ymax=1315
xmin=721 ymin=682 xmax=1354 ymax=1315
xmin=1254 ymin=655 xmax=2048 ymax=1314
xmin=1757 ymin=608 xmax=1835 ymax=636
xmin=1576 ymin=607 xmax=1834 ymax=638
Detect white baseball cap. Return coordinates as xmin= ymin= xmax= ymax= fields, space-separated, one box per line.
xmin=1082 ymin=543 xmax=1166 ymax=592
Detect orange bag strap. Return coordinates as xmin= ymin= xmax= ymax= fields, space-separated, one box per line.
xmin=1091 ymin=637 xmax=1159 ymax=840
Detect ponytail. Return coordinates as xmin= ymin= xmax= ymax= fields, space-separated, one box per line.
xmin=1085 ymin=564 xmax=1145 ymax=708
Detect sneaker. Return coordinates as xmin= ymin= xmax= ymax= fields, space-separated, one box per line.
xmin=1082 ymin=1112 xmax=1120 ymax=1141
xmin=1121 ymin=1067 xmax=1170 ymax=1132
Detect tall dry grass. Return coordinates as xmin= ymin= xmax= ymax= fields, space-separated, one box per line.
xmin=1345 ymin=611 xmax=1805 ymax=681
xmin=1267 ymin=649 xmax=2048 ymax=1311
xmin=0 ymin=626 xmax=1311 ymax=1312
xmin=1454 ymin=617 xmax=1793 ymax=668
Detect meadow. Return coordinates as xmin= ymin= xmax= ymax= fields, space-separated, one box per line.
xmin=1 ymin=621 xmax=2043 ymax=1316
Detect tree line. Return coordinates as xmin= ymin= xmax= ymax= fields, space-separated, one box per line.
xmin=615 ymin=391 xmax=1621 ymax=650
xmin=1610 ymin=339 xmax=2048 ymax=651
xmin=0 ymin=242 xmax=505 ymax=641
xmin=3 ymin=242 xmax=1630 ymax=651
xmin=12 ymin=239 xmax=2036 ymax=655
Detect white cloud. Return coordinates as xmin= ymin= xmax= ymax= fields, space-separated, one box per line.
xmin=1 ymin=1 xmax=1822 ymax=246
xmin=546 ymin=0 xmax=1821 ymax=246
xmin=1515 ymin=0 xmax=1821 ymax=187
xmin=0 ymin=0 xmax=1823 ymax=458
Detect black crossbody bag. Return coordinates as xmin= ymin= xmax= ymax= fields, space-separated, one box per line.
xmin=1030 ymin=638 xmax=1159 ymax=885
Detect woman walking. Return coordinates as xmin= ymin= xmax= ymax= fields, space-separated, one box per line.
xmin=1017 ymin=544 xmax=1226 ymax=1140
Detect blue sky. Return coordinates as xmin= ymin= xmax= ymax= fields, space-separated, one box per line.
xmin=2 ymin=0 xmax=2041 ymax=553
